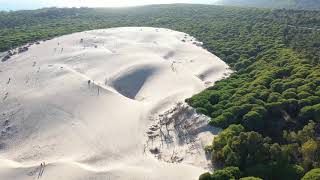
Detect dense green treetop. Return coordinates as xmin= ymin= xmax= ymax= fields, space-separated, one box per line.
xmin=302 ymin=168 xmax=320 ymax=180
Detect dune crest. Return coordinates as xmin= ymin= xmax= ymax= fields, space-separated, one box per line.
xmin=0 ymin=27 xmax=231 ymax=180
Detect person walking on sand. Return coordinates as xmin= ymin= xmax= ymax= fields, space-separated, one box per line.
xmin=40 ymin=162 xmax=45 ymax=177
xmin=38 ymin=163 xmax=43 ymax=179
xmin=171 ymin=62 xmax=175 ymax=72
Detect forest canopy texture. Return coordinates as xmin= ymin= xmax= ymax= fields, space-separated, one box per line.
xmin=215 ymin=0 xmax=320 ymax=10
xmin=0 ymin=4 xmax=320 ymax=180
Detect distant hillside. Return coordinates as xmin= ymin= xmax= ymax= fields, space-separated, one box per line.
xmin=215 ymin=0 xmax=320 ymax=10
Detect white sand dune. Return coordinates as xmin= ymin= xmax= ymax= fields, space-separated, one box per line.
xmin=0 ymin=27 xmax=231 ymax=180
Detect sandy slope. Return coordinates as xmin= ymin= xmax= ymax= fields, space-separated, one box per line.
xmin=0 ymin=27 xmax=231 ymax=180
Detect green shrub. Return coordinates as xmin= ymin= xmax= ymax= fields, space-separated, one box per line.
xmin=211 ymin=167 xmax=242 ymax=180
xmin=302 ymin=168 xmax=320 ymax=180
xmin=240 ymin=177 xmax=263 ymax=180
xmin=199 ymin=172 xmax=213 ymax=180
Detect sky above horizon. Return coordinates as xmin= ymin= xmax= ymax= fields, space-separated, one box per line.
xmin=0 ymin=0 xmax=216 ymax=11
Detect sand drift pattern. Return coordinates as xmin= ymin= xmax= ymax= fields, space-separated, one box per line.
xmin=0 ymin=27 xmax=231 ymax=180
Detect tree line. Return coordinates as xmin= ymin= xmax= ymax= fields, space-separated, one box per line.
xmin=1 ymin=4 xmax=320 ymax=180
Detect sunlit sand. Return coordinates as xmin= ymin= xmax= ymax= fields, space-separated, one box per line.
xmin=0 ymin=27 xmax=231 ymax=180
